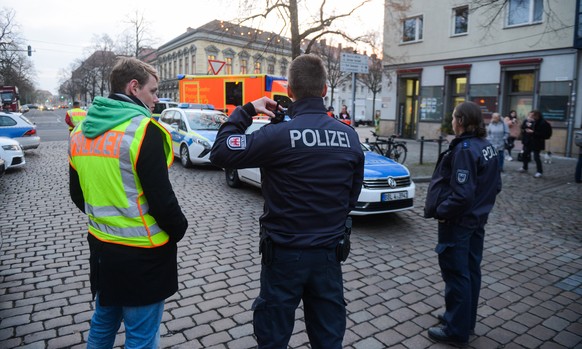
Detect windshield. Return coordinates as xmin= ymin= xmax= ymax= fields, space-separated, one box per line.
xmin=185 ymin=110 xmax=228 ymax=130
xmin=1 ymin=92 xmax=14 ymax=102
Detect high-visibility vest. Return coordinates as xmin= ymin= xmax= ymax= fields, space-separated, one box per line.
xmin=69 ymin=116 xmax=174 ymax=248
xmin=68 ymin=108 xmax=87 ymax=127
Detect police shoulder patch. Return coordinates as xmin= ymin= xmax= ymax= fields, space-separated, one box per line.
xmin=456 ymin=169 xmax=470 ymax=184
xmin=227 ymin=135 xmax=246 ymax=150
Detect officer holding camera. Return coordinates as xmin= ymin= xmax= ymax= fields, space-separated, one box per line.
xmin=210 ymin=54 xmax=364 ymax=349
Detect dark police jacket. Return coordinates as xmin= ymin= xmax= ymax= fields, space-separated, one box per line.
xmin=210 ymin=97 xmax=364 ymax=248
xmin=424 ymin=133 xmax=501 ymax=229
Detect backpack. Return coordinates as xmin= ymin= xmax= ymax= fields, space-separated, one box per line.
xmin=542 ymin=120 xmax=552 ymax=140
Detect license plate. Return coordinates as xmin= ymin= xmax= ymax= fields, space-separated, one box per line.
xmin=381 ymin=191 xmax=408 ymax=202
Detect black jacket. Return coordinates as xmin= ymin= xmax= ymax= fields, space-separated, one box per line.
xmin=424 ymin=133 xmax=501 ymax=229
xmin=210 ymin=97 xmax=364 ymax=248
xmin=69 ymin=94 xmax=188 ymax=306
xmin=521 ymin=117 xmax=552 ymax=151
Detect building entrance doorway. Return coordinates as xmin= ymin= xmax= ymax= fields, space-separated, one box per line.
xmin=397 ymin=77 xmax=419 ymax=138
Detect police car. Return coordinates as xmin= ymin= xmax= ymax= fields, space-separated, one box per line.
xmin=158 ymin=107 xmax=228 ymax=167
xmin=224 ymin=119 xmax=415 ymax=216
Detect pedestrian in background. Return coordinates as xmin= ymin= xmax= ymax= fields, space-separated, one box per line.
xmin=424 ymin=101 xmax=502 ymax=348
xmin=518 ymin=110 xmax=552 ymax=178
xmin=69 ymin=57 xmax=188 ymax=348
xmin=487 ymin=112 xmax=508 ymax=172
xmin=65 ymin=101 xmax=87 ymax=133
xmin=210 ymin=54 xmax=364 ymax=349
xmin=504 ymin=109 xmax=519 ymax=161
xmin=327 ymin=105 xmax=336 ymax=118
xmin=338 ymin=104 xmax=351 ymax=126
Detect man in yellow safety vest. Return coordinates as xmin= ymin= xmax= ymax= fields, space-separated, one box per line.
xmin=65 ymin=101 xmax=87 ymax=132
xmin=69 ymin=57 xmax=188 ymax=348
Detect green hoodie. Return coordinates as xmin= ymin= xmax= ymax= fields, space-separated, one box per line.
xmin=82 ymin=96 xmax=151 ymax=139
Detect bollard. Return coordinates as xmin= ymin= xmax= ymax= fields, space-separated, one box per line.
xmin=437 ymin=136 xmax=444 ymax=154
xmin=419 ymin=136 xmax=425 ymax=165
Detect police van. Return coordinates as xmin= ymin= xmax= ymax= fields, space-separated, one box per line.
xmin=152 ymin=98 xmax=179 ymax=120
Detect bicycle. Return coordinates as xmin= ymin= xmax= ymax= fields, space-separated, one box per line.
xmin=365 ymin=131 xmax=408 ymax=164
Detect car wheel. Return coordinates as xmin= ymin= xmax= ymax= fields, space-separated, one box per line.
xmin=225 ymin=168 xmax=242 ymax=188
xmin=180 ymin=145 xmax=192 ymax=168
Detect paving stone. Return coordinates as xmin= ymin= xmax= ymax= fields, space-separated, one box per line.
xmin=1 ymin=139 xmax=580 ymax=348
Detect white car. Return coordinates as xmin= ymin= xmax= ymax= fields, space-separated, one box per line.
xmin=0 ymin=112 xmax=41 ymax=150
xmin=0 ymin=136 xmax=25 ymax=169
xmin=224 ymin=119 xmax=416 ymax=216
xmin=158 ymin=107 xmax=228 ymax=167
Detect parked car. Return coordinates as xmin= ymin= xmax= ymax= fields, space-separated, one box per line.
xmin=0 ymin=112 xmax=41 ymax=150
xmin=158 ymin=107 xmax=228 ymax=167
xmin=0 ymin=158 xmax=5 ymax=177
xmin=223 ymin=119 xmax=416 ymax=216
xmin=19 ymin=105 xmax=30 ymax=113
xmin=0 ymin=136 xmax=25 ymax=169
xmin=152 ymin=99 xmax=179 ymax=121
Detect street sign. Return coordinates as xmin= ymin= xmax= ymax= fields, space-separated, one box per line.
xmin=340 ymin=53 xmax=369 ymax=74
xmin=209 ymin=60 xmax=226 ymax=75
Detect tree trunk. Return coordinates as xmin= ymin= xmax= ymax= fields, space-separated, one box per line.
xmin=289 ymin=0 xmax=301 ymax=58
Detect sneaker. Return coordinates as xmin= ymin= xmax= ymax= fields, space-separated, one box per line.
xmin=506 ymin=156 xmax=513 ymax=161
xmin=534 ymin=172 xmax=542 ymax=178
xmin=517 ymin=168 xmax=527 ymax=173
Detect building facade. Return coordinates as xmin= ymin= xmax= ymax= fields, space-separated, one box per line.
xmin=381 ymin=0 xmax=580 ymax=156
xmin=155 ymin=20 xmax=292 ymax=101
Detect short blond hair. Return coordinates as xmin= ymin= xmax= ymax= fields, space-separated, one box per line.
xmin=110 ymin=57 xmax=159 ymax=94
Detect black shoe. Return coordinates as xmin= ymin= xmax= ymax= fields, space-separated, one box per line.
xmin=436 ymin=314 xmax=475 ymax=335
xmin=428 ymin=327 xmax=468 ymax=348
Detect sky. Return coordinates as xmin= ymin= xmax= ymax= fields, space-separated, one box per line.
xmin=3 ymin=0 xmax=383 ymax=95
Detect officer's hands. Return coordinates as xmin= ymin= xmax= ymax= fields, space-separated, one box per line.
xmin=251 ymin=97 xmax=279 ymax=118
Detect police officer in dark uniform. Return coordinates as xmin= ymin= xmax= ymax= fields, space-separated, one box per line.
xmin=210 ymin=54 xmax=364 ymax=349
xmin=424 ymin=101 xmax=502 ymax=347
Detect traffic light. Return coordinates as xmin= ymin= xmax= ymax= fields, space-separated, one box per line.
xmin=27 ymin=45 xmax=32 ymax=57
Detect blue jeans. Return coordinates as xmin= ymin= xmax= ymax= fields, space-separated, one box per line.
xmin=87 ymin=294 xmax=164 ymax=349
xmin=252 ymin=246 xmax=345 ymax=349
xmin=436 ymin=223 xmax=485 ymax=342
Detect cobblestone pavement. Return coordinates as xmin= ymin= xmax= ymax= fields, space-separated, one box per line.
xmin=0 ymin=137 xmax=581 ymax=349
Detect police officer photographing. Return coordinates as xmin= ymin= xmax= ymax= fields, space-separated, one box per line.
xmin=210 ymin=54 xmax=364 ymax=349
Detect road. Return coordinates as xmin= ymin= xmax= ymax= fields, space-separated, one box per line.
xmin=25 ymin=109 xmax=70 ymax=142
xmin=0 ymin=115 xmax=580 ymax=348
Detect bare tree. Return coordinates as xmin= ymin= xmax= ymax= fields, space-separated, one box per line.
xmin=237 ymin=0 xmax=373 ymax=58
xmin=310 ymin=39 xmax=351 ymax=108
xmin=123 ymin=10 xmax=157 ymax=58
xmin=358 ymin=53 xmax=383 ymax=120
xmin=0 ymin=7 xmax=35 ymax=98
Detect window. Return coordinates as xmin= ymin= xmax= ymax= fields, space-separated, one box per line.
xmin=207 ymin=55 xmax=216 ymax=74
xmin=191 ymin=55 xmax=196 ymax=74
xmin=506 ymin=70 xmax=535 ymax=119
xmin=267 ymin=63 xmax=275 ymax=75
xmin=184 ymin=57 xmax=189 ymax=75
xmin=179 ymin=59 xmax=183 ymax=75
xmin=470 ymin=84 xmax=498 ymax=120
xmin=539 ymin=81 xmax=571 ymax=121
xmin=241 ymin=59 xmax=248 ymax=74
xmin=254 ymin=62 xmax=261 ymax=74
xmin=226 ymin=58 xmax=233 ymax=74
xmin=507 ymin=0 xmax=543 ymax=26
xmin=452 ymin=6 xmax=468 ymax=35
xmin=402 ymin=15 xmax=423 ymax=42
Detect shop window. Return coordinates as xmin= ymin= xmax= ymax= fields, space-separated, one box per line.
xmin=507 ymin=0 xmax=543 ymax=26
xmin=538 ymin=81 xmax=571 ymax=121
xmin=420 ymin=86 xmax=444 ymax=121
xmin=470 ymin=84 xmax=498 ymax=120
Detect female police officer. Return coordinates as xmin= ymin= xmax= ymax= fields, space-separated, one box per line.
xmin=424 ymin=101 xmax=502 ymax=347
